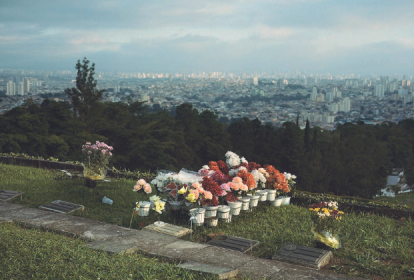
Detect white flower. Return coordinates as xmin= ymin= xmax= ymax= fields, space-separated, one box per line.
xmin=202 ymin=165 xmax=210 ymax=170
xmin=229 ymin=166 xmax=247 ymax=177
xmin=251 ymin=169 xmax=267 ymax=184
xmin=241 ymin=157 xmax=248 ymax=163
xmin=150 ymin=195 xmax=161 ymax=203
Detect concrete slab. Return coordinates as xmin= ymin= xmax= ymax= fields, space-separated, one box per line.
xmin=180 ymin=246 xmax=257 ymax=269
xmin=18 ymin=213 xmax=134 ymax=240
xmin=176 ymin=262 xmax=238 ymax=280
xmin=0 ymin=207 xmax=55 ymax=222
xmin=237 ymin=258 xmax=283 ymax=279
xmin=85 ymin=230 xmax=179 ymax=255
xmin=0 ymin=201 xmax=25 ymax=212
xmin=145 ymin=240 xmax=211 ymax=261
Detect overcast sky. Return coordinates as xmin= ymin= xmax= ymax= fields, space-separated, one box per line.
xmin=1 ymin=0 xmax=413 ymax=75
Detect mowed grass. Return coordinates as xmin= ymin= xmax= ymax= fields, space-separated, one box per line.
xmin=2 ymin=163 xmax=414 ymax=279
xmin=0 ymin=222 xmax=218 ymax=280
xmin=374 ymin=191 xmax=414 ymax=208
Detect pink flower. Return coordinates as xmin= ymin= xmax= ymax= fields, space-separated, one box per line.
xmin=204 ymin=191 xmax=212 ymax=200
xmin=200 ymin=169 xmax=209 ymax=176
xmin=101 ymin=150 xmax=106 ymax=154
xmin=192 ymin=182 xmax=201 ymax=189
xmin=86 ymin=142 xmax=91 ymax=145
xmin=88 ymin=151 xmax=92 ymax=154
xmin=219 ymin=190 xmax=227 ymax=196
xmin=133 ymin=184 xmax=142 ymax=191
xmin=137 ymin=179 xmax=146 ymax=185
xmin=231 ymin=183 xmax=240 ymax=191
xmin=220 ymin=183 xmax=231 ymax=192
xmin=109 ymin=152 xmax=112 ymax=156
xmin=143 ymin=184 xmax=152 ymax=194
xmin=192 ymin=189 xmax=200 ymax=200
xmin=198 ymin=187 xmax=205 ymax=194
xmin=233 ymin=177 xmax=242 ymax=183
xmin=240 ymin=184 xmax=248 ymax=191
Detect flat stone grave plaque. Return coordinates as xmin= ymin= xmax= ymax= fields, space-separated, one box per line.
xmin=144 ymin=223 xmax=193 ymax=237
xmin=39 ymin=200 xmax=84 ymax=214
xmin=206 ymin=235 xmax=259 ymax=254
xmin=176 ymin=262 xmax=238 ymax=280
xmin=272 ymin=243 xmax=333 ymax=270
xmin=0 ymin=189 xmax=24 ymax=201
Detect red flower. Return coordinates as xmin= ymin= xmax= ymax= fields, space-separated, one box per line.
xmin=211 ymin=171 xmax=232 ymax=186
xmin=208 ymin=161 xmax=220 ymax=172
xmin=265 ymin=165 xmax=289 ymax=192
xmin=217 ymin=160 xmax=229 ymax=174
xmin=248 ymin=162 xmax=261 ymax=172
xmin=202 ymin=176 xmax=222 ymax=197
xmin=225 ymin=192 xmax=236 ymax=202
xmin=201 ymin=195 xmax=219 ymax=206
xmin=236 ymin=169 xmax=256 ymax=190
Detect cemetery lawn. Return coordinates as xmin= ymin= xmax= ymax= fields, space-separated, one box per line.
xmin=373 ymin=191 xmax=414 ymax=208
xmin=0 ymin=222 xmax=219 ymax=280
xmin=2 ymin=163 xmax=414 ymax=280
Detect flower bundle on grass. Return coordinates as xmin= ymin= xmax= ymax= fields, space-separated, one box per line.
xmin=133 ymin=179 xmax=152 ymax=194
xmin=151 ymin=195 xmax=166 ymax=214
xmin=309 ymin=201 xmax=344 ymax=249
xmin=82 ymin=141 xmax=113 ymax=170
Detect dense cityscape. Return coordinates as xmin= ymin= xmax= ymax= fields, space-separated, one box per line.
xmin=1 ymin=69 xmax=413 ymax=130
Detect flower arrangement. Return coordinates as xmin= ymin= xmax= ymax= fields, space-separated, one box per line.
xmin=184 ymin=182 xmax=205 ymax=205
xmin=284 ymin=172 xmax=297 ymax=195
xmin=150 ymin=195 xmax=166 ymax=214
xmin=164 ymin=182 xmax=187 ymax=202
xmin=151 ymin=169 xmax=203 ymax=193
xmin=133 ymin=179 xmax=152 ymax=194
xmin=200 ymin=176 xmax=221 ymax=206
xmin=236 ymin=169 xmax=257 ymax=194
xmin=264 ymin=165 xmax=289 ymax=195
xmin=309 ymin=201 xmax=344 ymax=249
xmin=81 ymin=141 xmax=114 ymax=180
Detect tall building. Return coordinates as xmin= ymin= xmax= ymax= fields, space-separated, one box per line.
xmin=7 ymin=81 xmax=15 ymax=96
xmin=325 ymin=92 xmax=333 ymax=102
xmin=24 ymin=78 xmax=30 ymax=93
xmin=341 ymin=98 xmax=351 ymax=112
xmin=389 ymin=81 xmax=397 ymax=93
xmin=253 ymin=77 xmax=258 ymax=86
xmin=17 ymin=82 xmax=24 ymax=95
xmin=310 ymin=87 xmax=318 ymax=101
xmin=374 ymin=84 xmax=385 ymax=98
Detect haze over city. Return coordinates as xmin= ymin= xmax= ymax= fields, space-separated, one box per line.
xmin=1 ymin=0 xmax=414 ymax=75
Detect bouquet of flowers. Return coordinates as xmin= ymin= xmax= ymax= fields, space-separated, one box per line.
xmin=183 ymin=182 xmax=205 ymax=206
xmin=283 ymin=172 xmax=297 ymax=196
xmin=264 ymin=165 xmax=289 ymax=195
xmin=308 ymin=201 xmax=344 ymax=249
xmin=133 ymin=179 xmax=152 ymax=194
xmin=81 ymin=141 xmax=113 ymax=180
xmin=151 ymin=168 xmax=203 ymax=193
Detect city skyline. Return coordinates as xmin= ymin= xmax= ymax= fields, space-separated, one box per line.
xmin=1 ymin=0 xmax=414 ymax=74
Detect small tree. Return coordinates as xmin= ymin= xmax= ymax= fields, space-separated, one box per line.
xmin=64 ymin=58 xmax=105 ymax=132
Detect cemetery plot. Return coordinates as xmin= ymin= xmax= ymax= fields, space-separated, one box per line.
xmin=0 ymin=189 xmax=24 ymax=201
xmin=39 ymin=200 xmax=84 ymax=214
xmin=272 ymin=243 xmax=333 ymax=269
xmin=144 ymin=223 xmax=193 ymax=237
xmin=207 ymin=235 xmax=259 ymax=254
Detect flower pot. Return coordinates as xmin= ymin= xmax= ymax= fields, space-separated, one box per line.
xmin=267 ymin=190 xmax=277 ymax=201
xmin=227 ymin=201 xmax=242 ymax=216
xmin=271 ymin=198 xmax=283 ymax=207
xmin=189 ymin=208 xmax=205 ymax=226
xmin=203 ymin=205 xmax=219 ymax=217
xmin=138 ymin=201 xmax=151 ymax=216
xmin=205 ymin=218 xmax=219 ymax=227
xmin=82 ymin=163 xmax=107 ymax=181
xmin=281 ymin=196 xmax=291 ymax=205
xmin=217 ymin=205 xmax=231 ymax=219
xmin=240 ymin=197 xmax=251 ymax=211
xmin=259 ymin=190 xmax=268 ymax=201
xmin=249 ymin=195 xmax=260 ymax=207
xmin=169 ymin=201 xmax=182 ymax=211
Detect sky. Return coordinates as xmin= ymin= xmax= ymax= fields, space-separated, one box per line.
xmin=1 ymin=0 xmax=413 ymax=75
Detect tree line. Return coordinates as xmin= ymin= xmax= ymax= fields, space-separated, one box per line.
xmin=1 ymin=58 xmax=414 ymax=199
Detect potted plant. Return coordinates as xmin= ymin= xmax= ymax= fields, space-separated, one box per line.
xmin=282 ymin=172 xmax=296 ymax=205
xmin=308 ymin=201 xmax=344 ymax=249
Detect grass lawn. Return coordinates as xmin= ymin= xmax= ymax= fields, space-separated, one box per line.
xmin=2 ymin=163 xmax=414 ymax=280
xmin=0 ymin=222 xmax=220 ymax=280
xmin=374 ymin=191 xmax=414 ymax=208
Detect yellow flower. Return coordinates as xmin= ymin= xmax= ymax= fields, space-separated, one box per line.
xmin=309 ymin=208 xmax=314 ymax=211
xmin=153 ymin=200 xmax=165 ymax=214
xmin=186 ymin=192 xmax=196 ymax=203
xmin=338 ymin=211 xmax=344 ymax=214
xmin=314 ymin=208 xmax=320 ymax=212
xmin=178 ymin=187 xmax=187 ymax=194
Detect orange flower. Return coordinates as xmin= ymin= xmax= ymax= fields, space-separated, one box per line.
xmin=236 ymin=169 xmax=257 ymax=190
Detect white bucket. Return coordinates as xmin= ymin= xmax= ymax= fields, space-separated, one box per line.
xmin=138 ymin=201 xmax=151 ymax=217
